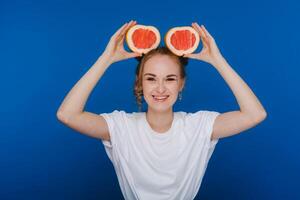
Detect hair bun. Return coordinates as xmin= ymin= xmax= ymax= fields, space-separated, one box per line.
xmin=179 ymin=56 xmax=189 ymax=67
xmin=134 ymin=53 xmax=145 ymax=62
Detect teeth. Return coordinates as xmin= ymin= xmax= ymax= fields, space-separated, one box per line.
xmin=156 ymin=96 xmax=167 ymax=99
xmin=153 ymin=95 xmax=169 ymax=100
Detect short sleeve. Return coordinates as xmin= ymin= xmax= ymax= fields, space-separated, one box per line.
xmin=99 ymin=110 xmax=128 ymax=162
xmin=99 ymin=110 xmax=124 ymax=147
xmin=186 ymin=110 xmax=221 ymax=149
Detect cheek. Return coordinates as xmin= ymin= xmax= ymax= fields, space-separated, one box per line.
xmin=142 ymin=81 xmax=156 ymax=90
xmin=166 ymin=82 xmax=181 ymax=90
xmin=141 ymin=81 xmax=149 ymax=92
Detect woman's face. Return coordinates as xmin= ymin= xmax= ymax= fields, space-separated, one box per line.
xmin=142 ymin=54 xmax=185 ymax=113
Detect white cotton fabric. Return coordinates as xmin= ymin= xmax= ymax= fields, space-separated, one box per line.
xmin=100 ymin=110 xmax=220 ymax=200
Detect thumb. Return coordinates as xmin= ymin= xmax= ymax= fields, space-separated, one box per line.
xmin=127 ymin=52 xmax=143 ymax=59
xmin=183 ymin=53 xmax=198 ymax=59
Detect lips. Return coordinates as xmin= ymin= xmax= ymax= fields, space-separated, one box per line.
xmin=152 ymin=95 xmax=169 ymax=102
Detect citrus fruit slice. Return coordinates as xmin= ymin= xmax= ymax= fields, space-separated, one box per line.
xmin=165 ymin=26 xmax=200 ymax=56
xmin=126 ymin=24 xmax=161 ymax=54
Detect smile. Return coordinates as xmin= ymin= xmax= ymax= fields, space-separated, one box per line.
xmin=152 ymin=95 xmax=169 ymax=102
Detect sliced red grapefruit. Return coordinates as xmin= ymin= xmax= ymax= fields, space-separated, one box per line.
xmin=126 ymin=24 xmax=161 ymax=54
xmin=165 ymin=26 xmax=200 ymax=56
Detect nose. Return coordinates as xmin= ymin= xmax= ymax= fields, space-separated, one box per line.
xmin=156 ymin=80 xmax=167 ymax=93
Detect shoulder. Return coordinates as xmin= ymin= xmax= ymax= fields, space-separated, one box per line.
xmin=99 ymin=109 xmax=144 ymax=121
xmin=176 ymin=110 xmax=220 ymax=118
xmin=175 ymin=110 xmax=220 ymax=125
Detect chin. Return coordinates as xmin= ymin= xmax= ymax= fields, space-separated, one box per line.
xmin=145 ymin=95 xmax=176 ymax=112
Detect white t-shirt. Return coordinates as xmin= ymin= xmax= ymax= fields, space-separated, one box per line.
xmin=100 ymin=110 xmax=220 ymax=200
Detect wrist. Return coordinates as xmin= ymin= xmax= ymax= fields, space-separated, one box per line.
xmin=211 ymin=54 xmax=226 ymax=68
xmin=97 ymin=53 xmax=114 ymax=66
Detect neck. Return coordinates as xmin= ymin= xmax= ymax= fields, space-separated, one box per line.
xmin=146 ymin=108 xmax=174 ymax=133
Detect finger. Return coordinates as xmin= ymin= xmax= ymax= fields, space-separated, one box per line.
xmin=196 ymin=24 xmax=207 ymax=39
xmin=117 ymin=21 xmax=132 ymax=37
xmin=192 ymin=23 xmax=204 ymax=37
xmin=121 ymin=51 xmax=142 ymax=60
xmin=120 ymin=20 xmax=135 ymax=36
xmin=115 ymin=20 xmax=135 ymax=38
xmin=192 ymin=23 xmax=208 ymax=42
xmin=117 ymin=20 xmax=137 ymax=41
xmin=201 ymin=25 xmax=214 ymax=39
xmin=114 ymin=22 xmax=129 ymax=38
xmin=199 ymin=28 xmax=206 ymax=39
xmin=183 ymin=53 xmax=198 ymax=59
xmin=192 ymin=23 xmax=208 ymax=48
xmin=127 ymin=52 xmax=143 ymax=59
xmin=191 ymin=23 xmax=199 ymax=36
xmin=115 ymin=26 xmax=130 ymax=43
xmin=121 ymin=20 xmax=137 ymax=35
xmin=116 ymin=35 xmax=125 ymax=46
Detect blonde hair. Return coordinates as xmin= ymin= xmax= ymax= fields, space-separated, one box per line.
xmin=133 ymin=46 xmax=188 ymax=112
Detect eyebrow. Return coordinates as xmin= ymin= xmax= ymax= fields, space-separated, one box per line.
xmin=143 ymin=73 xmax=178 ymax=78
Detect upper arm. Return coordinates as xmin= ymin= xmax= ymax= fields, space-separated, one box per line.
xmin=212 ymin=110 xmax=267 ymax=140
xmin=57 ymin=111 xmax=110 ymax=141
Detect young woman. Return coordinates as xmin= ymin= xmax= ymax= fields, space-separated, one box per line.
xmin=57 ymin=20 xmax=267 ymax=200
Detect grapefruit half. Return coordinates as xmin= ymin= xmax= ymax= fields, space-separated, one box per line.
xmin=126 ymin=24 xmax=161 ymax=54
xmin=165 ymin=26 xmax=200 ymax=56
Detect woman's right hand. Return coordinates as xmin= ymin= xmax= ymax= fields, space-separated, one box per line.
xmin=102 ymin=20 xmax=142 ymax=64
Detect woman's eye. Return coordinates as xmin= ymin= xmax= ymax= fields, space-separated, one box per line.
xmin=146 ymin=78 xmax=176 ymax=81
xmin=167 ymin=78 xmax=175 ymax=81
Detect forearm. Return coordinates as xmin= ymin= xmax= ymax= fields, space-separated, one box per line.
xmin=57 ymin=53 xmax=113 ymax=116
xmin=212 ymin=56 xmax=267 ymax=120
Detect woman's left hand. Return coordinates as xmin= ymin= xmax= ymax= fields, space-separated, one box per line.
xmin=183 ymin=23 xmax=223 ymax=66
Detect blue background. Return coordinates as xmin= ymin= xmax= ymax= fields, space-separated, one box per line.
xmin=1 ymin=0 xmax=299 ymax=199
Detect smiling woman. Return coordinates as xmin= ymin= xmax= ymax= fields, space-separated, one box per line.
xmin=56 ymin=20 xmax=267 ymax=200
xmin=133 ymin=46 xmax=188 ymax=112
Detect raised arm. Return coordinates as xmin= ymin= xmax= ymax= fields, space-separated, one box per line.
xmin=184 ymin=23 xmax=267 ymax=140
xmin=56 ymin=20 xmax=141 ymax=140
